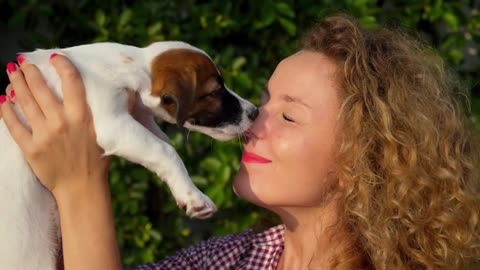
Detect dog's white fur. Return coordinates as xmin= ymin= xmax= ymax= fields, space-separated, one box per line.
xmin=0 ymin=41 xmax=255 ymax=269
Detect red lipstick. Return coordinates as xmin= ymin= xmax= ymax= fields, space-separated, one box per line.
xmin=241 ymin=151 xmax=272 ymax=164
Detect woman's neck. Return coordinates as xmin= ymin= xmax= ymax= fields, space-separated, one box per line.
xmin=273 ymin=199 xmax=345 ymax=270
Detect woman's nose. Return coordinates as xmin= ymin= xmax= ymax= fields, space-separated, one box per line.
xmin=242 ymin=129 xmax=256 ymax=143
xmin=245 ymin=107 xmax=268 ymax=142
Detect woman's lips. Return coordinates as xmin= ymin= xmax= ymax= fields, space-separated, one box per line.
xmin=241 ymin=151 xmax=272 ymax=164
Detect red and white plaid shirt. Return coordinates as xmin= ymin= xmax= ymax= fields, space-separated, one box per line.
xmin=135 ymin=225 xmax=285 ymax=270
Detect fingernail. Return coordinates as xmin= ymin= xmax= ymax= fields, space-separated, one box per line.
xmin=10 ymin=90 xmax=15 ymax=100
xmin=50 ymin=53 xmax=58 ymax=60
xmin=6 ymin=62 xmax=17 ymax=74
xmin=0 ymin=95 xmax=6 ymax=104
xmin=17 ymin=54 xmax=25 ymax=64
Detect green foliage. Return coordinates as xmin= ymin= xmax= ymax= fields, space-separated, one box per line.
xmin=1 ymin=0 xmax=479 ymax=268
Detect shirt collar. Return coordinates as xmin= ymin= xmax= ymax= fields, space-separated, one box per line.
xmin=252 ymin=224 xmax=285 ymax=247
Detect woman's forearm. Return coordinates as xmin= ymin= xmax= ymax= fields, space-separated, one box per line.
xmin=54 ymin=173 xmax=122 ymax=270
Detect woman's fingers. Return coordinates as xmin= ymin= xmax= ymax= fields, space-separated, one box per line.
xmin=0 ymin=98 xmax=32 ymax=150
xmin=0 ymin=96 xmax=4 ymax=118
xmin=6 ymin=62 xmax=45 ymax=128
xmin=18 ymin=58 xmax=63 ymax=121
xmin=0 ymin=85 xmax=13 ymax=118
xmin=49 ymin=54 xmax=89 ymax=120
xmin=5 ymin=84 xmax=15 ymax=101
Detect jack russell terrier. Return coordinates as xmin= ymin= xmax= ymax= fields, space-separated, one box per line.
xmin=0 ymin=41 xmax=258 ymax=269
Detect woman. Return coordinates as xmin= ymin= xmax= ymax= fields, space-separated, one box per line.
xmin=1 ymin=14 xmax=479 ymax=270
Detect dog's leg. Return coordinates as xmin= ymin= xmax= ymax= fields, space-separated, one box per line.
xmin=94 ymin=112 xmax=216 ymax=219
xmin=83 ymin=69 xmax=215 ymax=218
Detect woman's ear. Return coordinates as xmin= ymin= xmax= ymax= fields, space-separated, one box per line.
xmin=153 ymin=67 xmax=197 ymax=127
xmin=337 ymin=176 xmax=345 ymax=190
xmin=328 ymin=169 xmax=343 ymax=190
xmin=171 ymin=67 xmax=197 ymax=127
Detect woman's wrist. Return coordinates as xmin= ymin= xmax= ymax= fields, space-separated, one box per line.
xmin=52 ymin=174 xmax=110 ymax=214
xmin=54 ymin=173 xmax=122 ymax=270
xmin=52 ymin=165 xmax=110 ymax=204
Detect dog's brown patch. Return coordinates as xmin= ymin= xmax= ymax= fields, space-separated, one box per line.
xmin=150 ymin=48 xmax=222 ymax=126
xmin=203 ymin=77 xmax=221 ymax=95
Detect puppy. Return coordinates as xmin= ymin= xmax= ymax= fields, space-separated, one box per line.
xmin=0 ymin=41 xmax=258 ymax=270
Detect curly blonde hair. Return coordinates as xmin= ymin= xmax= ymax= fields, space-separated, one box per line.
xmin=301 ymin=14 xmax=480 ymax=269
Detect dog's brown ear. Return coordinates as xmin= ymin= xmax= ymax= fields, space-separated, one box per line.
xmin=155 ymin=67 xmax=197 ymax=127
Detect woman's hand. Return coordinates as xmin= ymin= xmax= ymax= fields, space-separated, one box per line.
xmin=0 ymin=55 xmax=110 ymax=197
xmin=1 ymin=54 xmax=126 ymax=270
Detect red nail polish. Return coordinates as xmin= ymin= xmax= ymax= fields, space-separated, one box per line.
xmin=10 ymin=90 xmax=15 ymax=100
xmin=6 ymin=62 xmax=17 ymax=74
xmin=17 ymin=54 xmax=25 ymax=64
xmin=0 ymin=95 xmax=6 ymax=104
xmin=50 ymin=53 xmax=58 ymax=60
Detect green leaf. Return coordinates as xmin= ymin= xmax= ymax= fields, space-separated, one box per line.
xmin=235 ymin=72 xmax=253 ymax=89
xmin=209 ymin=183 xmax=226 ymax=205
xmin=191 ymin=175 xmax=208 ymax=186
xmin=232 ymin=56 xmax=247 ymax=70
xmin=181 ymin=228 xmax=190 ymax=236
xmin=253 ymin=7 xmax=276 ymax=29
xmin=430 ymin=0 xmax=444 ymax=21
xmin=131 ymin=168 xmax=150 ymax=181
xmin=219 ymin=165 xmax=232 ymax=183
xmin=358 ymin=16 xmax=378 ymax=29
xmin=134 ymin=234 xmax=145 ymax=247
xmin=149 ymin=229 xmax=162 ymax=241
xmin=200 ymin=157 xmax=222 ymax=171
xmin=119 ymin=9 xmax=133 ymax=28
xmin=95 ymin=10 xmax=106 ymax=27
xmin=448 ymin=49 xmax=463 ymax=65
xmin=278 ymin=17 xmax=296 ymax=36
xmin=148 ymin=22 xmax=163 ymax=36
xmin=443 ymin=12 xmax=459 ymax=30
xmin=200 ymin=16 xmax=208 ymax=28
xmin=275 ymin=3 xmax=295 ymax=18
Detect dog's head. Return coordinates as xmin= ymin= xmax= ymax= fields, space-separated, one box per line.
xmin=143 ymin=42 xmax=258 ymax=141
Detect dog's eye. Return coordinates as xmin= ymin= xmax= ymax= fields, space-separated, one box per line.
xmin=162 ymin=96 xmax=175 ymax=105
xmin=209 ymin=88 xmax=223 ymax=97
xmin=188 ymin=118 xmax=196 ymax=125
xmin=201 ymin=88 xmax=223 ymax=99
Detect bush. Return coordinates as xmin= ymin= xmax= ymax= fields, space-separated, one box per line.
xmin=1 ymin=1 xmax=479 ymax=268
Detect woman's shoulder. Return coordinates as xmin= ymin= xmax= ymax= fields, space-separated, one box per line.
xmin=190 ymin=223 xmax=284 ymax=253
xmin=135 ymin=224 xmax=284 ymax=270
xmin=191 ymin=226 xmax=257 ymax=253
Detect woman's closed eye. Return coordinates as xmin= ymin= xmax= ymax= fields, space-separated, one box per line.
xmin=282 ymin=113 xmax=295 ymax=122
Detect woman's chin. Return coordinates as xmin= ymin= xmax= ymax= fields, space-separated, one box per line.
xmin=233 ymin=168 xmax=263 ymax=205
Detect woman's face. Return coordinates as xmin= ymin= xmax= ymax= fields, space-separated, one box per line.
xmin=233 ymin=51 xmax=342 ymax=209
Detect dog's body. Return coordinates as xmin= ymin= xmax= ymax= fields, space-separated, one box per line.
xmin=0 ymin=41 xmax=257 ymax=269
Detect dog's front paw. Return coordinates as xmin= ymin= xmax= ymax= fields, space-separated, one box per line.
xmin=177 ymin=190 xmax=217 ymax=219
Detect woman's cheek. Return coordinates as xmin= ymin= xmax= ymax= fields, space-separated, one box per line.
xmin=271 ymin=126 xmax=305 ymax=163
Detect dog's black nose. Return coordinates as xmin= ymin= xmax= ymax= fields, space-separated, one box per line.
xmin=247 ymin=108 xmax=259 ymax=121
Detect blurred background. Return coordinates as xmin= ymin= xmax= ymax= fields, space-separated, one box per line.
xmin=1 ymin=0 xmax=479 ymax=269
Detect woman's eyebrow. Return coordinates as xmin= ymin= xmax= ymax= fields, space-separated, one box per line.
xmin=263 ymin=84 xmax=311 ymax=109
xmin=281 ymin=94 xmax=312 ymax=109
